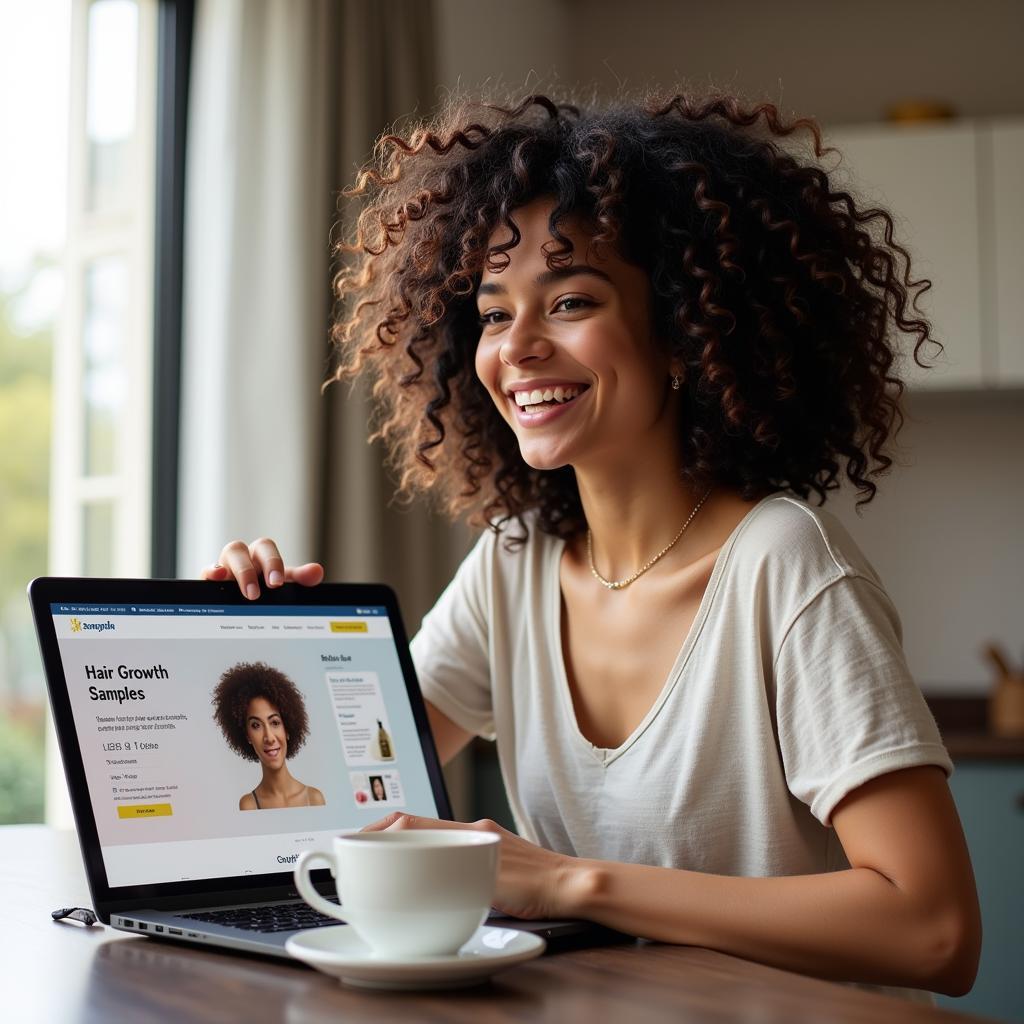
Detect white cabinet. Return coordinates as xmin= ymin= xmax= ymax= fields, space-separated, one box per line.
xmin=825 ymin=123 xmax=984 ymax=390
xmin=990 ymin=120 xmax=1024 ymax=386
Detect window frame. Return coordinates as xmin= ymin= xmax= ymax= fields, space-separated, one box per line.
xmin=51 ymin=0 xmax=159 ymax=581
xmin=47 ymin=0 xmax=192 ymax=824
xmin=151 ymin=0 xmax=194 ymax=577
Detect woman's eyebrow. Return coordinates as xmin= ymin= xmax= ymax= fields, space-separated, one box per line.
xmin=477 ymin=265 xmax=613 ymax=297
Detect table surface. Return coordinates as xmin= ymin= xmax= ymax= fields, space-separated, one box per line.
xmin=4 ymin=825 xmax=996 ymax=1024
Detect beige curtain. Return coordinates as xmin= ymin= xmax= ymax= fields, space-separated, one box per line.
xmin=320 ymin=2 xmax=476 ymax=816
xmin=181 ymin=0 xmax=471 ymax=625
xmin=180 ymin=0 xmax=476 ymax=813
xmin=320 ymin=0 xmax=473 ymax=634
xmin=179 ymin=0 xmax=334 ymax=573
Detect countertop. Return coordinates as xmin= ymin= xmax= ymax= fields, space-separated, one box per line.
xmin=926 ymin=696 xmax=1024 ymax=760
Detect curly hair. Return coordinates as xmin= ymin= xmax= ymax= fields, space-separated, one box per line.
xmin=212 ymin=662 xmax=310 ymax=762
xmin=327 ymin=87 xmax=939 ymax=543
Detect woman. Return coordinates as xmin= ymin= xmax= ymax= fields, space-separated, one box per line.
xmin=212 ymin=660 xmax=326 ymax=810
xmin=203 ymin=91 xmax=980 ymax=998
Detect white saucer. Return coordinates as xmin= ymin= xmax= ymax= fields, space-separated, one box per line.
xmin=285 ymin=925 xmax=546 ymax=990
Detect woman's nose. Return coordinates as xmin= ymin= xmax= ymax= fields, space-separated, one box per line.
xmin=499 ymin=313 xmax=554 ymax=366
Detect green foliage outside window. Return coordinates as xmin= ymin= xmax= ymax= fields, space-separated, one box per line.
xmin=0 ymin=278 xmax=52 ymax=823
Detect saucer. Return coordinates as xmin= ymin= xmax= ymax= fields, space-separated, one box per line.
xmin=285 ymin=925 xmax=546 ymax=990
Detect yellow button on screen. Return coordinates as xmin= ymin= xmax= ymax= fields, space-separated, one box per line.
xmin=117 ymin=803 xmax=173 ymax=819
xmin=330 ymin=621 xmax=367 ymax=633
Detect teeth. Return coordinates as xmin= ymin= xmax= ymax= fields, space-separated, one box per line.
xmin=514 ymin=385 xmax=583 ymax=408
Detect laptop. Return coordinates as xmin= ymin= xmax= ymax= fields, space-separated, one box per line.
xmin=28 ymin=576 xmax=623 ymax=958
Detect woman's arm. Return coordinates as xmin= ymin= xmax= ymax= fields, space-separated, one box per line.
xmin=425 ymin=700 xmax=474 ymax=766
xmin=561 ymin=765 xmax=981 ymax=996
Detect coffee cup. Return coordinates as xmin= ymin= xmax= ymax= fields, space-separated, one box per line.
xmin=294 ymin=830 xmax=500 ymax=958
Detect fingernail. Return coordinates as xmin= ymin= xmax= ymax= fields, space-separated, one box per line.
xmin=268 ymin=570 xmax=283 ymax=586
xmin=246 ymin=584 xmax=259 ymax=600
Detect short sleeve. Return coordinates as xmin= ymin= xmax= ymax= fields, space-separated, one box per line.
xmin=409 ymin=530 xmax=496 ymax=740
xmin=773 ymin=574 xmax=953 ymax=827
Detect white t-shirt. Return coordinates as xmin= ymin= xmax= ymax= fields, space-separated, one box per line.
xmin=410 ymin=491 xmax=953 ymax=1002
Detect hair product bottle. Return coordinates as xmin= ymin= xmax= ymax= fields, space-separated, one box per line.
xmin=376 ymin=719 xmax=394 ymax=760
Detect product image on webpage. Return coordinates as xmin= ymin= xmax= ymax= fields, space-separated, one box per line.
xmin=50 ymin=603 xmax=440 ymax=887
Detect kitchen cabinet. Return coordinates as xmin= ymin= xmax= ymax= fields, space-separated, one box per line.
xmin=825 ymin=123 xmax=984 ymax=391
xmin=991 ymin=120 xmax=1024 ymax=386
xmin=935 ymin=761 xmax=1024 ymax=1022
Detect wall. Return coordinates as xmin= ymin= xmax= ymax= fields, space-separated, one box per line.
xmin=432 ymin=0 xmax=1024 ymax=693
xmin=825 ymin=392 xmax=1024 ymax=692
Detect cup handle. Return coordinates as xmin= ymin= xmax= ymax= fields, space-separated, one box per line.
xmin=294 ymin=850 xmax=346 ymax=922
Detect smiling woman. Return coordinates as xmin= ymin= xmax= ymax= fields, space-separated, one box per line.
xmin=329 ymin=91 xmax=935 ymax=540
xmin=211 ymin=661 xmax=326 ymax=811
xmin=207 ymin=88 xmax=980 ymax=1002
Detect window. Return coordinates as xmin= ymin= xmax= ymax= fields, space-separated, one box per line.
xmin=0 ymin=0 xmax=158 ymax=825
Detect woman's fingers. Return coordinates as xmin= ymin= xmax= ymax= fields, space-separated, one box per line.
xmin=248 ymin=537 xmax=286 ymax=589
xmin=200 ymin=539 xmax=325 ymax=598
xmin=284 ymin=563 xmax=325 ymax=587
xmin=218 ymin=540 xmax=263 ymax=599
xmin=360 ymin=813 xmax=494 ymax=834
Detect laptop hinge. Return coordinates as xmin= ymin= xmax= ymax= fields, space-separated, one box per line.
xmin=102 ymin=880 xmax=334 ymax=916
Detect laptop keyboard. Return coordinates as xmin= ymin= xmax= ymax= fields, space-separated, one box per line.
xmin=179 ymin=901 xmax=507 ymax=935
xmin=180 ymin=897 xmax=342 ymax=934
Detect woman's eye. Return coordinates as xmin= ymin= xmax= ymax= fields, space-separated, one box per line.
xmin=554 ymin=297 xmax=591 ymax=313
xmin=477 ymin=297 xmax=592 ymax=326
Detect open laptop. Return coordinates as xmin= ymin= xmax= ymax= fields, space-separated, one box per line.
xmin=28 ymin=576 xmax=623 ymax=958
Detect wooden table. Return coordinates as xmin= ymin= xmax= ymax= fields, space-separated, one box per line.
xmin=4 ymin=826 xmax=996 ymax=1023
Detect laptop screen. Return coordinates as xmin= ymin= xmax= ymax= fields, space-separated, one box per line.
xmin=47 ymin=599 xmax=443 ymax=888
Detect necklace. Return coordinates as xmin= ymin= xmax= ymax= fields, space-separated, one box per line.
xmin=587 ymin=487 xmax=714 ymax=591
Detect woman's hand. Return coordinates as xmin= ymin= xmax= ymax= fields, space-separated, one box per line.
xmin=360 ymin=812 xmax=585 ymax=920
xmin=200 ymin=538 xmax=324 ymax=599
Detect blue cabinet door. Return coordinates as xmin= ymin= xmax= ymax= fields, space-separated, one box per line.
xmin=935 ymin=762 xmax=1024 ymax=1023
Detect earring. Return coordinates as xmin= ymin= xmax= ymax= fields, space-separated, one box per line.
xmin=671 ymin=374 xmax=682 ymax=391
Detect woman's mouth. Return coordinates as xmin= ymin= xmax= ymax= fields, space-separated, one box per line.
xmin=509 ymin=383 xmax=590 ymax=424
xmin=263 ymin=746 xmax=282 ymax=758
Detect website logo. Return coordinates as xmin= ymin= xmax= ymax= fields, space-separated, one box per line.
xmin=69 ymin=618 xmax=115 ymax=634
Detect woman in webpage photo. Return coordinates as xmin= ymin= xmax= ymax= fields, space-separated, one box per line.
xmin=212 ymin=661 xmax=326 ymax=810
xmin=202 ymin=90 xmax=980 ymax=999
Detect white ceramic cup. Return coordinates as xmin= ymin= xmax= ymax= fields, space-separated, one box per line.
xmin=294 ymin=830 xmax=500 ymax=958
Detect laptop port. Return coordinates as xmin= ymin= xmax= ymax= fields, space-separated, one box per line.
xmin=168 ymin=928 xmax=182 ymax=936
xmin=137 ymin=922 xmax=148 ymax=931
xmin=155 ymin=925 xmax=164 ymax=933
xmin=121 ymin=919 xmax=133 ymax=928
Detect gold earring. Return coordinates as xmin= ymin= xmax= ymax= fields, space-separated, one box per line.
xmin=671 ymin=374 xmax=682 ymax=391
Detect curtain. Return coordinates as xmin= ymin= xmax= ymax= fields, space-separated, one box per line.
xmin=179 ymin=0 xmax=474 ymax=813
xmin=321 ymin=0 xmax=473 ymax=632
xmin=179 ymin=0 xmax=332 ymax=572
xmin=179 ymin=0 xmax=469 ymax=622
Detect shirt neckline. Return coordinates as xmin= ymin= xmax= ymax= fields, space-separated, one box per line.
xmin=548 ymin=490 xmax=786 ymax=768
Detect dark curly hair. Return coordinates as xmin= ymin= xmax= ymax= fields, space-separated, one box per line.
xmin=327 ymin=87 xmax=939 ymax=542
xmin=212 ymin=662 xmax=310 ymax=762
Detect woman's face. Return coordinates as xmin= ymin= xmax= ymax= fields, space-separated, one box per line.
xmin=372 ymin=777 xmax=386 ymax=800
xmin=474 ymin=196 xmax=675 ymax=473
xmin=246 ymin=696 xmax=288 ymax=768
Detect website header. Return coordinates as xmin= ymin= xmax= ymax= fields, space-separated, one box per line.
xmin=50 ymin=603 xmax=388 ymax=617
xmin=49 ymin=607 xmax=394 ymax=641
